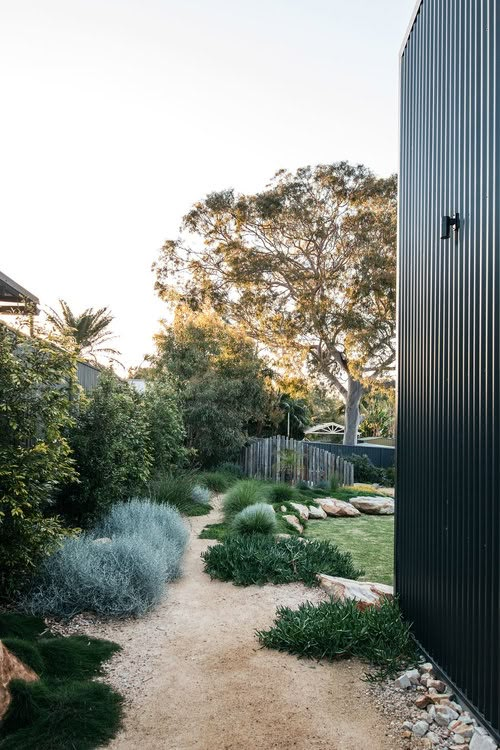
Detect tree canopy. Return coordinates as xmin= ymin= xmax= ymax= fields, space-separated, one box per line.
xmin=46 ymin=300 xmax=121 ymax=366
xmin=154 ymin=162 xmax=397 ymax=444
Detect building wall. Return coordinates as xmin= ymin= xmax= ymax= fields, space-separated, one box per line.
xmin=397 ymin=0 xmax=499 ymax=738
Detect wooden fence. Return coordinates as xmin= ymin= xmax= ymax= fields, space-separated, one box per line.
xmin=241 ymin=436 xmax=354 ymax=486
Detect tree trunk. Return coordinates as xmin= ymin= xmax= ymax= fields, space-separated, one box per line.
xmin=343 ymin=377 xmax=364 ymax=446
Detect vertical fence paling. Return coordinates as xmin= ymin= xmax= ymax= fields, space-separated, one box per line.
xmin=241 ymin=436 xmax=354 ymax=487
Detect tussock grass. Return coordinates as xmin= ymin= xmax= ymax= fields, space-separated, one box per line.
xmin=257 ymin=598 xmax=417 ymax=680
xmin=267 ymin=484 xmax=299 ymax=503
xmin=231 ymin=503 xmax=277 ymax=536
xmin=198 ymin=471 xmax=236 ymax=493
xmin=222 ymin=480 xmax=270 ymax=520
xmin=150 ymin=474 xmax=212 ymax=516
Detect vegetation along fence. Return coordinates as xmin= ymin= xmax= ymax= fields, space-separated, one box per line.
xmin=241 ymin=436 xmax=354 ymax=486
xmin=307 ymin=442 xmax=395 ymax=469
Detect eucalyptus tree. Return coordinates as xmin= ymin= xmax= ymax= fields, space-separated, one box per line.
xmin=154 ymin=162 xmax=397 ymax=444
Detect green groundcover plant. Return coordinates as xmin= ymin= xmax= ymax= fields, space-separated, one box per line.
xmin=257 ymin=598 xmax=418 ymax=680
xmin=0 ymin=613 xmax=122 ymax=750
xmin=202 ymin=535 xmax=362 ymax=586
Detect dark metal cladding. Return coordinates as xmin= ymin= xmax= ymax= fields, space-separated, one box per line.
xmin=397 ymin=0 xmax=499 ymax=740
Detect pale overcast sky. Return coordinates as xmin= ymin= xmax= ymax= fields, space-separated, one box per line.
xmin=0 ymin=0 xmax=416 ymax=368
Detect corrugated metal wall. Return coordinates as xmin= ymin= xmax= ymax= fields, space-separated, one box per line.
xmin=397 ymin=0 xmax=499 ymax=739
xmin=77 ymin=361 xmax=100 ymax=392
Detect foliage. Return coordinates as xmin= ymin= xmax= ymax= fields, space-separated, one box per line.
xmin=306 ymin=514 xmax=394 ymax=585
xmin=329 ymin=474 xmax=339 ymax=491
xmin=45 ymin=299 xmax=121 ymax=366
xmin=359 ymin=390 xmax=395 ymax=438
xmin=154 ymin=163 xmax=397 ymax=444
xmin=348 ymin=453 xmax=386 ymax=484
xmin=202 ymin=535 xmax=362 ymax=586
xmin=216 ymin=462 xmax=244 ymax=479
xmin=191 ymin=485 xmax=211 ymax=505
xmin=153 ymin=306 xmax=274 ymax=467
xmin=198 ymin=471 xmax=235 ymax=493
xmin=198 ymin=522 xmax=227 ymax=541
xmin=149 ymin=473 xmax=211 ymax=516
xmin=142 ymin=375 xmax=188 ymax=476
xmin=222 ymin=480 xmax=269 ymax=519
xmin=23 ymin=500 xmax=188 ymax=618
xmin=0 ymin=614 xmax=122 ymax=750
xmin=231 ymin=503 xmax=277 ymax=536
xmin=274 ymin=392 xmax=311 ymax=440
xmin=58 ymin=372 xmax=153 ymax=525
xmin=0 ymin=324 xmax=77 ymax=597
xmin=384 ymin=466 xmax=395 ymax=487
xmin=267 ymin=484 xmax=299 ymax=503
xmin=257 ymin=598 xmax=417 ymax=680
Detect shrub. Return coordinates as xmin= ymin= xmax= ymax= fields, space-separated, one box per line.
xmin=191 ymin=485 xmax=211 ymax=505
xmin=149 ymin=473 xmax=210 ymax=516
xmin=295 ymin=480 xmax=310 ymax=490
xmin=23 ymin=500 xmax=188 ymax=618
xmin=198 ymin=471 xmax=234 ymax=493
xmin=329 ymin=474 xmax=339 ymax=492
xmin=217 ymin=462 xmax=244 ymax=478
xmin=313 ymin=480 xmax=329 ymax=490
xmin=142 ymin=375 xmax=188 ymax=476
xmin=257 ymin=598 xmax=418 ymax=680
xmin=267 ymin=484 xmax=298 ymax=503
xmin=384 ymin=466 xmax=396 ymax=487
xmin=348 ymin=454 xmax=386 ymax=485
xmin=222 ymin=480 xmax=269 ymax=519
xmin=202 ymin=535 xmax=362 ymax=586
xmin=231 ymin=503 xmax=277 ymax=536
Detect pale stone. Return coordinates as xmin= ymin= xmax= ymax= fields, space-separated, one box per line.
xmin=420 ymin=662 xmax=434 ymax=674
xmin=469 ymin=727 xmax=498 ymax=750
xmin=377 ymin=486 xmax=395 ymax=497
xmin=289 ymin=502 xmax=309 ymax=520
xmin=434 ymin=706 xmax=459 ymax=726
xmin=283 ymin=515 xmax=303 ymax=534
xmin=280 ymin=505 xmax=287 ymax=512
xmin=317 ymin=574 xmax=394 ymax=610
xmin=0 ymin=640 xmax=39 ymax=720
xmin=426 ymin=731 xmax=440 ymax=745
xmin=396 ymin=673 xmax=412 ymax=689
xmin=412 ymin=720 xmax=429 ymax=737
xmin=428 ymin=679 xmax=447 ymax=692
xmin=350 ymin=496 xmax=395 ymax=515
xmin=319 ymin=498 xmax=361 ymax=517
xmin=406 ymin=668 xmax=421 ymax=685
xmin=308 ymin=505 xmax=327 ymax=519
xmin=416 ymin=693 xmax=433 ymax=709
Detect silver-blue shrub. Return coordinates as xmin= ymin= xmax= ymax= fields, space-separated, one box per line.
xmin=191 ymin=485 xmax=211 ymax=505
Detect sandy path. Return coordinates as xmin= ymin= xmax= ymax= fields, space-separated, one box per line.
xmin=87 ymin=502 xmax=392 ymax=750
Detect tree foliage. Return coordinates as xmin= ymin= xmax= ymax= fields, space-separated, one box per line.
xmin=0 ymin=324 xmax=77 ymax=596
xmin=154 ymin=162 xmax=397 ymax=444
xmin=142 ymin=374 xmax=188 ymax=475
xmin=46 ymin=300 xmax=121 ymax=366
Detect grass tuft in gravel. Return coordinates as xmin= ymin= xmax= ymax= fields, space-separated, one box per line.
xmin=257 ymin=597 xmax=418 ymax=680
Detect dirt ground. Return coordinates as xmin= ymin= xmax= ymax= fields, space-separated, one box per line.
xmin=83 ymin=500 xmax=394 ymax=750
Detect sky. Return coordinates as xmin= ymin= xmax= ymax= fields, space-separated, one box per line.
xmin=0 ymin=0 xmax=416 ymax=369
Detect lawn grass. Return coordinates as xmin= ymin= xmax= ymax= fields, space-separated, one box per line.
xmin=305 ymin=515 xmax=394 ymax=585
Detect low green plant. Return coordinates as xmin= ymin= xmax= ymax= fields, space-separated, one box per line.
xmin=222 ymin=480 xmax=269 ymax=519
xmin=199 ymin=522 xmax=227 ymax=541
xmin=329 ymin=474 xmax=339 ymax=491
xmin=295 ymin=480 xmax=310 ymax=490
xmin=198 ymin=471 xmax=235 ymax=493
xmin=231 ymin=503 xmax=277 ymax=536
xmin=202 ymin=535 xmax=362 ymax=586
xmin=348 ymin=454 xmax=386 ymax=485
xmin=384 ymin=466 xmax=395 ymax=487
xmin=149 ymin=474 xmax=211 ymax=516
xmin=267 ymin=484 xmax=298 ymax=503
xmin=257 ymin=598 xmax=418 ymax=680
xmin=191 ymin=485 xmax=211 ymax=505
xmin=216 ymin=462 xmax=244 ymax=479
xmin=313 ymin=480 xmax=329 ymax=490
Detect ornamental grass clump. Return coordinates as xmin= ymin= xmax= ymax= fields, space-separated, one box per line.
xmin=23 ymin=500 xmax=189 ymax=618
xmin=191 ymin=485 xmax=211 ymax=505
xmin=202 ymin=535 xmax=362 ymax=586
xmin=222 ymin=480 xmax=269 ymax=520
xmin=198 ymin=471 xmax=235 ymax=493
xmin=231 ymin=503 xmax=277 ymax=536
xmin=267 ymin=483 xmax=299 ymax=503
xmin=257 ymin=598 xmax=418 ymax=680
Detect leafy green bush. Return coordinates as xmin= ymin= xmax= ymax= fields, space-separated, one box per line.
xmin=348 ymin=454 xmax=386 ymax=485
xmin=329 ymin=474 xmax=339 ymax=491
xmin=58 ymin=372 xmax=153 ymax=525
xmin=202 ymin=535 xmax=362 ymax=586
xmin=143 ymin=375 xmax=188 ymax=476
xmin=217 ymin=462 xmax=244 ymax=478
xmin=198 ymin=471 xmax=235 ymax=493
xmin=191 ymin=485 xmax=211 ymax=505
xmin=222 ymin=480 xmax=269 ymax=519
xmin=384 ymin=466 xmax=395 ymax=487
xmin=267 ymin=484 xmax=298 ymax=503
xmin=231 ymin=503 xmax=277 ymax=536
xmin=0 ymin=325 xmax=77 ymax=597
xmin=23 ymin=500 xmax=188 ymax=618
xmin=257 ymin=598 xmax=418 ymax=679
xmin=149 ymin=473 xmax=211 ymax=516
xmin=295 ymin=480 xmax=310 ymax=490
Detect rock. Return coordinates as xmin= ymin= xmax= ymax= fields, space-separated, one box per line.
xmin=395 ymin=673 xmax=412 ymax=689
xmin=319 ymin=498 xmax=361 ymax=517
xmin=426 ymin=730 xmax=440 ymax=745
xmin=377 ymin=486 xmax=395 ymax=497
xmin=420 ymin=662 xmax=434 ymax=674
xmin=469 ymin=727 xmax=498 ymax=750
xmin=283 ymin=515 xmax=303 ymax=534
xmin=451 ymin=734 xmax=468 ymax=745
xmin=412 ymin=720 xmax=429 ymax=737
xmin=427 ymin=679 xmax=447 ymax=692
xmin=0 ymin=640 xmax=39 ymax=720
xmin=449 ymin=745 xmax=469 ymax=750
xmin=280 ymin=505 xmax=287 ymax=512
xmin=420 ymin=674 xmax=432 ymax=688
xmin=406 ymin=668 xmax=421 ymax=685
xmin=430 ymin=692 xmax=454 ymax=705
xmin=420 ymin=739 xmax=433 ymax=749
xmin=427 ymin=705 xmax=436 ymax=721
xmin=416 ymin=693 xmax=434 ymax=709
xmin=403 ymin=720 xmax=414 ymax=730
xmin=308 ymin=505 xmax=327 ymax=519
xmin=289 ymin=502 xmax=309 ymax=520
xmin=317 ymin=575 xmax=394 ymax=610
xmin=434 ymin=706 xmax=459 ymax=726
xmin=350 ymin=496 xmax=395 ymax=515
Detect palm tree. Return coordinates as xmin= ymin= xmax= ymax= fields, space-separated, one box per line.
xmin=46 ymin=299 xmax=121 ymax=365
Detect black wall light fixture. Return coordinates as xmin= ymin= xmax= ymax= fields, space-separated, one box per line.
xmin=441 ymin=212 xmax=460 ymax=239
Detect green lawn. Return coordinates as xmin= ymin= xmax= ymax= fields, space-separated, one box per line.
xmin=305 ymin=515 xmax=394 ymax=585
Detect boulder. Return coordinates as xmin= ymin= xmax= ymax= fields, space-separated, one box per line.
xmin=283 ymin=515 xmax=303 ymax=534
xmin=469 ymin=728 xmax=498 ymax=750
xmin=0 ymin=640 xmax=39 ymax=720
xmin=434 ymin=705 xmax=459 ymax=726
xmin=412 ymin=720 xmax=429 ymax=737
xmin=318 ymin=498 xmax=361 ymax=517
xmin=350 ymin=496 xmax=395 ymax=515
xmin=316 ymin=574 xmax=394 ymax=610
xmin=289 ymin=502 xmax=309 ymax=520
xmin=307 ymin=505 xmax=327 ymax=519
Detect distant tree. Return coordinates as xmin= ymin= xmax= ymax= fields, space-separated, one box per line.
xmin=358 ymin=390 xmax=395 ymax=438
xmin=154 ymin=162 xmax=397 ymax=444
xmin=154 ymin=305 xmax=273 ymax=467
xmin=46 ymin=300 xmax=121 ymax=366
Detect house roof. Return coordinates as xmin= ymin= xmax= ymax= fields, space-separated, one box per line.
xmin=0 ymin=271 xmax=40 ymax=314
xmin=400 ymin=0 xmax=423 ymax=58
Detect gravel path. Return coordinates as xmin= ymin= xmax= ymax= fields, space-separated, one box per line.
xmin=68 ymin=500 xmax=397 ymax=749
